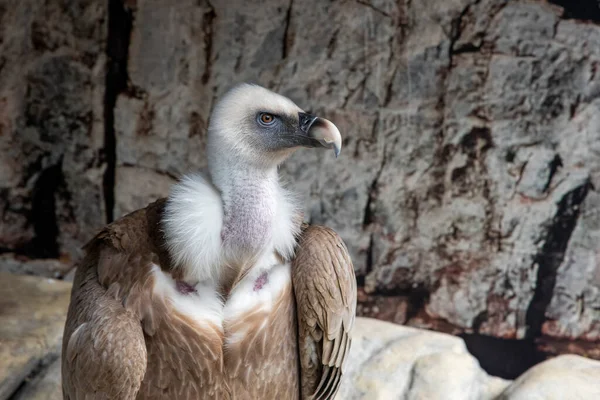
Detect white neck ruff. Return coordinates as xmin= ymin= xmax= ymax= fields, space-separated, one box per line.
xmin=162 ymin=173 xmax=301 ymax=284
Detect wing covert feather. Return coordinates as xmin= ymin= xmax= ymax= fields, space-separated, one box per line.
xmin=62 ymin=253 xmax=148 ymax=400
xmin=292 ymin=225 xmax=357 ymax=400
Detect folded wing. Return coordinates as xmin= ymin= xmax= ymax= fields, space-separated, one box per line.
xmin=292 ymin=225 xmax=357 ymax=400
xmin=62 ymin=253 xmax=148 ymax=399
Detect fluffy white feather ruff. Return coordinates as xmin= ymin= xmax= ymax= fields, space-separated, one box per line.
xmin=162 ymin=173 xmax=224 ymax=283
xmin=163 ymin=173 xmax=301 ymax=284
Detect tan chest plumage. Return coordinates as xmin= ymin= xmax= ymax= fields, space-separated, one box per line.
xmin=223 ymin=279 xmax=298 ymax=400
xmin=136 ymin=261 xmax=299 ymax=400
xmin=137 ymin=313 xmax=225 ymax=400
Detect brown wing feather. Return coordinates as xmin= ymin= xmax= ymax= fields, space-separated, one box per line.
xmin=292 ymin=225 xmax=357 ymax=400
xmin=61 ymin=202 xmax=165 ymax=399
xmin=62 ymin=253 xmax=148 ymax=399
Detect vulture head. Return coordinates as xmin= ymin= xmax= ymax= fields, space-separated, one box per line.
xmin=199 ymin=83 xmax=343 ymax=267
xmin=206 ymin=83 xmax=342 ymax=177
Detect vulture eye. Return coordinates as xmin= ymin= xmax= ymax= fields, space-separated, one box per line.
xmin=258 ymin=113 xmax=276 ymax=126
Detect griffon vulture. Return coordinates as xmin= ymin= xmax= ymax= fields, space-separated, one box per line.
xmin=61 ymin=83 xmax=357 ymax=400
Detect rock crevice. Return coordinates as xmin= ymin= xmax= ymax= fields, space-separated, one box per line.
xmin=103 ymin=0 xmax=133 ymax=224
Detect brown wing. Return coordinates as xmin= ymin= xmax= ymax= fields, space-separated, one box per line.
xmin=62 ymin=200 xmax=227 ymax=399
xmin=62 ymin=252 xmax=148 ymax=399
xmin=62 ymin=201 xmax=166 ymax=399
xmin=292 ymin=225 xmax=357 ymax=400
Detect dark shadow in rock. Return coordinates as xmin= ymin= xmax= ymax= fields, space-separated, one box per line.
xmin=550 ymin=0 xmax=600 ymax=22
xmin=459 ymin=333 xmax=548 ymax=380
xmin=26 ymin=163 xmax=63 ymax=258
xmin=103 ymin=0 xmax=133 ymax=223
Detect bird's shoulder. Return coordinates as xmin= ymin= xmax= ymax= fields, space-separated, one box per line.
xmin=86 ymin=198 xmax=168 ymax=256
xmin=82 ymin=198 xmax=175 ymax=323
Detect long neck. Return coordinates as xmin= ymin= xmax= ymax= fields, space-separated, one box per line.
xmin=210 ymin=155 xmax=280 ymax=263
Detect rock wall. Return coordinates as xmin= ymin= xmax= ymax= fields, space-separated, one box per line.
xmin=1 ymin=0 xmax=600 ymax=360
xmin=0 ymin=0 xmax=107 ymax=260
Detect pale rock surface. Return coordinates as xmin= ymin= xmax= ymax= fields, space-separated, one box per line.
xmin=0 ymin=253 xmax=72 ymax=279
xmin=0 ymin=272 xmax=71 ymax=400
xmin=114 ymin=165 xmax=175 ymax=219
xmin=336 ymin=318 xmax=511 ymax=400
xmin=497 ymin=354 xmax=600 ymax=400
xmin=11 ymin=358 xmax=62 ymax=400
xmin=406 ymin=352 xmax=509 ymax=400
xmin=339 ymin=318 xmax=600 ymax=400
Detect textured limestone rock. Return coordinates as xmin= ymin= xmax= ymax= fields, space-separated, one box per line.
xmin=336 ymin=318 xmax=511 ymax=400
xmin=0 ymin=253 xmax=73 ymax=279
xmin=0 ymin=272 xmax=71 ymax=400
xmin=406 ymin=352 xmax=511 ymax=400
xmin=339 ymin=318 xmax=600 ymax=399
xmin=0 ymin=0 xmax=107 ymax=260
xmin=498 ymin=354 xmax=600 ymax=400
xmin=113 ymin=165 xmax=175 ymax=218
xmin=11 ymin=359 xmax=62 ymax=400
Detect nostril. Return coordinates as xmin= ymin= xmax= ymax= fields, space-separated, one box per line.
xmin=298 ymin=112 xmax=317 ymax=133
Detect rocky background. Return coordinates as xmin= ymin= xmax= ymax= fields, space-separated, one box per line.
xmin=1 ymin=0 xmax=600 ymax=382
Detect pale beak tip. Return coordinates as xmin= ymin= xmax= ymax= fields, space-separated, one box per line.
xmin=324 ymin=119 xmax=342 ymax=159
xmin=305 ymin=116 xmax=343 ymax=158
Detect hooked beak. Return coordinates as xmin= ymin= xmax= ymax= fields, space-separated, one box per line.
xmin=298 ymin=112 xmax=342 ymax=158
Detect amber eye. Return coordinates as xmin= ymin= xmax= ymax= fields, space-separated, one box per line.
xmin=258 ymin=112 xmax=276 ymax=126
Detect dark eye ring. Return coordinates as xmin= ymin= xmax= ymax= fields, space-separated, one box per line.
xmin=258 ymin=113 xmax=276 ymax=126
